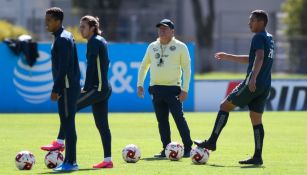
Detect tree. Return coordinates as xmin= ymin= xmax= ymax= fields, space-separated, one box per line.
xmin=72 ymin=0 xmax=122 ymax=41
xmin=282 ymin=0 xmax=307 ymax=36
xmin=191 ymin=0 xmax=215 ymax=73
xmin=0 ymin=20 xmax=30 ymax=41
xmin=282 ymin=0 xmax=307 ymax=73
xmin=66 ymin=26 xmax=86 ymax=43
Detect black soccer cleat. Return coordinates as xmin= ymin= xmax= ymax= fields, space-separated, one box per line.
xmin=183 ymin=149 xmax=191 ymax=158
xmin=193 ymin=140 xmax=216 ymax=151
xmin=154 ymin=150 xmax=166 ymax=158
xmin=239 ymin=157 xmax=263 ymax=165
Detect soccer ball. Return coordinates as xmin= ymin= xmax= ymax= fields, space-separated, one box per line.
xmin=122 ymin=144 xmax=141 ymax=163
xmin=190 ymin=146 xmax=210 ymax=164
xmin=165 ymin=142 xmax=184 ymax=161
xmin=15 ymin=151 xmax=35 ymax=170
xmin=44 ymin=151 xmax=64 ymax=169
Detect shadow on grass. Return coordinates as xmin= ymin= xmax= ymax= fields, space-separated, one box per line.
xmin=142 ymin=157 xmax=191 ymax=162
xmin=38 ymin=168 xmax=99 ymax=174
xmin=141 ymin=157 xmax=167 ymax=161
xmin=208 ymin=163 xmax=265 ymax=169
xmin=240 ymin=165 xmax=265 ymax=169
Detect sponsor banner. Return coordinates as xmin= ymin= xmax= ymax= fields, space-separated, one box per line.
xmin=0 ymin=43 xmax=194 ymax=112
xmin=195 ymin=80 xmax=307 ymax=111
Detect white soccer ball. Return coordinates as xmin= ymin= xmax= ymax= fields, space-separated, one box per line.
xmin=190 ymin=146 xmax=210 ymax=164
xmin=44 ymin=151 xmax=64 ymax=169
xmin=165 ymin=142 xmax=184 ymax=161
xmin=122 ymin=144 xmax=141 ymax=163
xmin=15 ymin=151 xmax=35 ymax=170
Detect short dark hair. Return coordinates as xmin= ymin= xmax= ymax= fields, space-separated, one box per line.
xmin=46 ymin=7 xmax=64 ymax=22
xmin=251 ymin=10 xmax=268 ymax=27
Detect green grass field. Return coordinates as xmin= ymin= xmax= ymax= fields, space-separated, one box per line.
xmin=0 ymin=112 xmax=306 ymax=175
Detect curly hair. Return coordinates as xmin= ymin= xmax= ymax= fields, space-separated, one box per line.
xmin=46 ymin=7 xmax=64 ymax=22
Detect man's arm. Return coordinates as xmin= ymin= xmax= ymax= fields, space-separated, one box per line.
xmin=83 ymin=54 xmax=97 ymax=92
xmin=215 ymin=52 xmax=249 ymax=64
xmin=137 ymin=47 xmax=151 ymax=98
xmin=83 ymin=42 xmax=99 ymax=92
xmin=248 ymin=49 xmax=264 ymax=92
xmin=52 ymin=38 xmax=70 ymax=94
xmin=179 ymin=44 xmax=191 ymax=102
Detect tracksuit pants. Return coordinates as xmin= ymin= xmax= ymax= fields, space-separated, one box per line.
xmin=77 ymin=87 xmax=112 ymax=158
xmin=57 ymin=86 xmax=80 ymax=164
xmin=149 ymin=85 xmax=193 ymax=151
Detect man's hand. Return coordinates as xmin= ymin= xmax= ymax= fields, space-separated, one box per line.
xmin=137 ymin=86 xmax=144 ymax=98
xmin=50 ymin=92 xmax=60 ymax=101
xmin=178 ymin=91 xmax=188 ymax=102
xmin=215 ymin=52 xmax=228 ymax=60
xmin=248 ymin=77 xmax=257 ymax=92
xmin=81 ymin=88 xmax=87 ymax=93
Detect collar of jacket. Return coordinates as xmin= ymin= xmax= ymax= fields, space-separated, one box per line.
xmin=53 ymin=26 xmax=64 ymax=37
xmin=88 ymin=34 xmax=97 ymax=42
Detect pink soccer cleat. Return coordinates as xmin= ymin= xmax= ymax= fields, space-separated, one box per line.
xmin=41 ymin=141 xmax=64 ymax=152
xmin=92 ymin=161 xmax=113 ymax=169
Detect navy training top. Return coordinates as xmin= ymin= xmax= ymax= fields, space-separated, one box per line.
xmin=51 ymin=26 xmax=80 ymax=93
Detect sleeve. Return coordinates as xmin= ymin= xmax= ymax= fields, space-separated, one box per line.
xmin=252 ymin=34 xmax=265 ymax=51
xmin=180 ymin=44 xmax=191 ymax=92
xmin=100 ymin=42 xmax=109 ymax=68
xmin=52 ymin=38 xmax=70 ymax=93
xmin=137 ymin=46 xmax=151 ymax=87
xmin=83 ymin=41 xmax=99 ymax=91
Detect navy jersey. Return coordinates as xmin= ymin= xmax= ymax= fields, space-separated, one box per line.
xmin=51 ymin=27 xmax=80 ymax=93
xmin=246 ymin=31 xmax=274 ymax=87
xmin=83 ymin=35 xmax=110 ymax=93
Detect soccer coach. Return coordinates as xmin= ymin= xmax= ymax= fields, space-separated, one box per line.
xmin=137 ymin=19 xmax=193 ymax=158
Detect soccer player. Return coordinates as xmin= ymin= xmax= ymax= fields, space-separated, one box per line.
xmin=43 ymin=7 xmax=81 ymax=171
xmin=194 ymin=10 xmax=274 ymax=165
xmin=137 ymin=19 xmax=193 ymax=158
xmin=77 ymin=15 xmax=113 ymax=168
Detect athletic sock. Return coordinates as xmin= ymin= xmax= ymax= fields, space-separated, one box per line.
xmin=253 ymin=124 xmax=264 ymax=158
xmin=56 ymin=139 xmax=64 ymax=144
xmin=104 ymin=157 xmax=112 ymax=162
xmin=208 ymin=110 xmax=229 ymax=143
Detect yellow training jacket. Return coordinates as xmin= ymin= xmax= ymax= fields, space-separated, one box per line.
xmin=137 ymin=37 xmax=191 ymax=92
